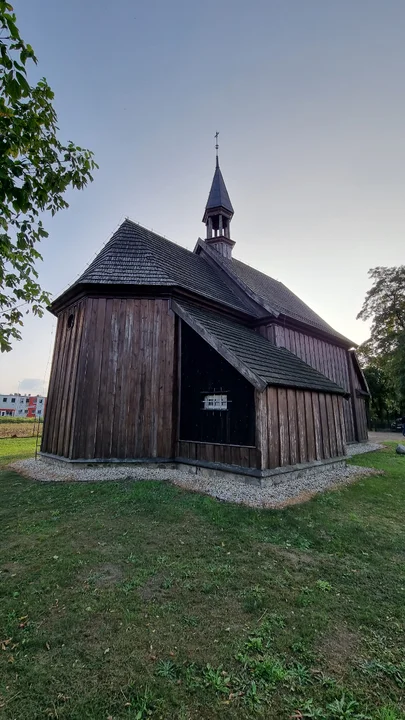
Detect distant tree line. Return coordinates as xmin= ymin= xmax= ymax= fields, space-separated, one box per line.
xmin=357 ymin=266 xmax=405 ymax=428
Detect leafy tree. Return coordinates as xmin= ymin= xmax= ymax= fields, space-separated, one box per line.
xmin=0 ymin=1 xmax=97 ymax=352
xmin=357 ymin=266 xmax=405 ymax=422
xmin=362 ymin=364 xmax=398 ymax=428
xmin=357 ymin=266 xmax=405 ymax=355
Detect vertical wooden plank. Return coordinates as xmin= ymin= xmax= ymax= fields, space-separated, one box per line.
xmin=332 ymin=395 xmax=344 ymax=456
xmin=214 ymin=444 xmax=222 ymax=464
xmin=172 ymin=311 xmax=181 ymax=457
xmin=50 ymin=308 xmax=69 ymax=455
xmin=276 ymin=325 xmax=285 ymax=348
xmin=287 ymin=389 xmax=299 ymax=466
xmin=159 ymin=300 xmax=167 ymax=456
xmin=347 ymin=353 xmax=360 ymax=443
xmin=299 ymin=333 xmax=306 ymax=362
xmin=333 ymin=347 xmax=340 ymax=384
xmin=80 ymin=298 xmax=99 ymax=458
xmin=296 ymin=390 xmax=307 ymax=463
xmin=311 ymin=338 xmax=320 ymax=373
xmin=267 ymin=387 xmax=280 ymax=469
xmin=56 ymin=309 xmax=76 ymax=457
xmin=319 ymin=394 xmax=331 ymax=458
xmin=288 ymin=330 xmax=295 ymax=354
xmin=109 ymin=299 xmax=125 ymax=458
xmin=164 ymin=302 xmax=176 ymax=457
xmin=255 ymin=389 xmax=268 ymax=470
xmin=143 ymin=300 xmax=154 ymax=456
xmin=124 ymin=299 xmax=139 ymax=458
xmin=83 ymin=298 xmax=107 ymax=459
xmin=231 ymin=446 xmax=241 ymax=466
xmin=93 ymin=299 xmax=114 ymax=458
xmin=304 ymin=391 xmax=316 ymax=462
xmin=117 ymin=300 xmax=134 ymax=458
xmin=205 ymin=443 xmax=215 ymax=463
xmin=63 ymin=301 xmax=85 ymax=458
xmin=70 ymin=299 xmax=94 ymax=458
xmin=327 ymin=346 xmax=335 ymax=383
xmin=311 ymin=392 xmax=323 ymax=460
xmin=278 ymin=388 xmax=289 ymax=466
xmin=240 ymin=445 xmax=249 ymax=467
xmin=267 ymin=325 xmax=276 ymax=344
xmin=41 ymin=313 xmax=63 ymax=453
xmin=179 ymin=441 xmax=188 ymax=459
xmin=326 ymin=394 xmax=337 ymax=457
xmin=223 ymin=445 xmax=233 ymax=465
xmin=134 ymin=299 xmax=147 ymax=456
xmin=338 ymin=397 xmax=347 ymax=453
xmin=304 ymin=334 xmax=311 ymax=364
xmin=148 ymin=300 xmax=160 ymax=457
xmin=343 ymin=397 xmax=354 ymax=443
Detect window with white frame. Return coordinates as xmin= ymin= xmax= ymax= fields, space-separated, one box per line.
xmin=203 ymin=394 xmax=228 ymax=411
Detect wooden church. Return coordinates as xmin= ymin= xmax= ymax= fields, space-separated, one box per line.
xmin=42 ymin=152 xmax=369 ymax=479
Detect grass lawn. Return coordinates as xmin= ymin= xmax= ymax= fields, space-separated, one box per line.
xmin=1 ymin=441 xmax=405 ymax=719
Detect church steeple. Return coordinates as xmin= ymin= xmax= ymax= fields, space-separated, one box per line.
xmin=202 ymin=133 xmax=235 ymax=259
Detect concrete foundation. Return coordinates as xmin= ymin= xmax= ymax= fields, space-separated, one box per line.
xmin=39 ymin=452 xmax=346 ymax=488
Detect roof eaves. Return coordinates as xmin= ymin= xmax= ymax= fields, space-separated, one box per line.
xmin=171 ymin=299 xmax=267 ymax=391
xmin=349 ymin=349 xmax=370 ymax=395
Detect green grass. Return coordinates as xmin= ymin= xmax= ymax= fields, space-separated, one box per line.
xmin=1 ymin=441 xmax=405 ymax=719
xmin=0 ymin=436 xmax=38 ymax=465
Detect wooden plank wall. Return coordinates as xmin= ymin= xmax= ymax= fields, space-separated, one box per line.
xmin=41 ymin=300 xmax=86 ymax=457
xmin=256 ymin=387 xmax=346 ymax=470
xmin=259 ymin=324 xmax=356 ymax=443
xmin=176 ymin=440 xmax=258 ymax=469
xmin=350 ymin=360 xmax=369 ymax=442
xmin=43 ymin=297 xmax=176 ymax=460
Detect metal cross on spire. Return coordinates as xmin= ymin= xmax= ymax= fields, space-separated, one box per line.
xmin=215 ymin=131 xmax=219 ymax=166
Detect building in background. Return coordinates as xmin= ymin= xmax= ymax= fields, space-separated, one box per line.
xmin=0 ymin=394 xmax=46 ymax=418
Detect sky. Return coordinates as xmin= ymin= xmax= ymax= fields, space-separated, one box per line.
xmin=1 ymin=0 xmax=404 ymax=394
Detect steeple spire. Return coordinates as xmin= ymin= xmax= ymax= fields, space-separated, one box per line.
xmin=215 ymin=131 xmax=219 ymax=167
xmin=202 ymin=134 xmax=235 ymax=259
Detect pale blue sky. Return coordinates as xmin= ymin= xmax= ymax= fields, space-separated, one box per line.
xmin=1 ymin=0 xmax=404 ymax=393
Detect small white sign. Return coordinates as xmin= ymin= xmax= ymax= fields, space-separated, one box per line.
xmin=203 ymin=394 xmax=228 ymax=411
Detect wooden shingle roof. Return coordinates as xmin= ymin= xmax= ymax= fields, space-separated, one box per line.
xmin=70 ymin=219 xmax=250 ymax=314
xmin=172 ymin=300 xmax=347 ymax=395
xmin=196 ymin=240 xmax=352 ymax=345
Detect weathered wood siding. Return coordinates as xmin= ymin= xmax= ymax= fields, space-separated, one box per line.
xmin=176 ymin=441 xmax=258 ymax=468
xmin=350 ymin=357 xmax=369 ymax=442
xmin=41 ymin=300 xmax=86 ymax=458
xmin=258 ymin=324 xmax=356 ymax=442
xmin=255 ymin=387 xmax=346 ymax=470
xmin=42 ymin=297 xmax=176 ymax=460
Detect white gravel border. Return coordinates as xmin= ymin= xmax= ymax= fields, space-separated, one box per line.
xmin=345 ymin=441 xmax=384 ymax=457
xmin=10 ymin=445 xmax=383 ymax=509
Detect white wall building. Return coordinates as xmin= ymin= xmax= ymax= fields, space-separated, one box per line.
xmin=0 ymin=394 xmax=46 ymax=418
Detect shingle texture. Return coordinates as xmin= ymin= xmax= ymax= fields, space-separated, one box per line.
xmin=218 ymin=255 xmax=350 ymax=343
xmin=205 ymin=163 xmax=234 ymax=214
xmin=73 ymin=219 xmax=248 ymax=313
xmin=173 ymin=301 xmax=346 ymax=395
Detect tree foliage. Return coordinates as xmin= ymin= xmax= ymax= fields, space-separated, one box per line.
xmin=357 ymin=266 xmax=405 ymax=424
xmin=0 ymin=1 xmax=97 ymax=351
